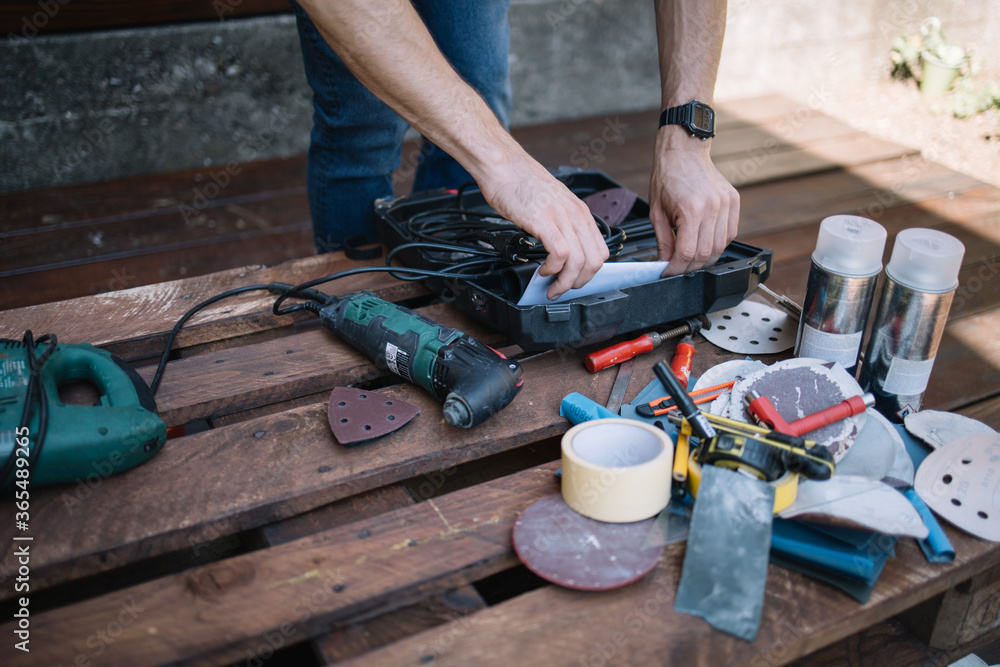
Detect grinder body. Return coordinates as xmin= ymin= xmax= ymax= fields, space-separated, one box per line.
xmin=319 ymin=291 xmax=523 ymax=428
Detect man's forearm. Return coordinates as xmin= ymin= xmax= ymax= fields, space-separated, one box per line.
xmin=295 ymin=0 xmax=609 ymax=299
xmin=298 ymin=0 xmax=515 ymax=181
xmin=655 ymin=0 xmax=727 ymax=109
xmin=649 ymin=0 xmax=737 ymax=276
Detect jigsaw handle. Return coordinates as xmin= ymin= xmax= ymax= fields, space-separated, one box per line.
xmin=44 ymin=344 xmax=159 ymax=413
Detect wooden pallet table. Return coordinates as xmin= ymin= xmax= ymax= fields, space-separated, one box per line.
xmin=1 ymin=95 xmax=999 ymax=665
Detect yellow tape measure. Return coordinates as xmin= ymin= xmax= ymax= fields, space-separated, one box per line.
xmin=686 ymin=451 xmax=799 ymax=513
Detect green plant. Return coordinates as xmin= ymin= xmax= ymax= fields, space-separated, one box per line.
xmin=890 ymin=32 xmax=921 ymax=81
xmin=950 ymin=77 xmax=1000 ymax=118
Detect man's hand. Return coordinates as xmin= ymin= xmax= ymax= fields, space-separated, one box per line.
xmin=477 ymin=149 xmax=609 ymax=300
xmin=649 ymin=126 xmax=739 ymax=275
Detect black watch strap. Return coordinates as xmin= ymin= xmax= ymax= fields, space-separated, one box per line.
xmin=659 ymin=105 xmax=692 ymax=128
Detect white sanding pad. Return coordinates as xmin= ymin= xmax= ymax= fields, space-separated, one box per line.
xmin=904 ymin=410 xmax=997 ymax=450
xmin=703 ymin=301 xmax=796 ymax=354
xmin=914 ymin=432 xmax=1000 ymax=542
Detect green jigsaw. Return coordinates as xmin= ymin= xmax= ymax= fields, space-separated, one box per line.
xmin=0 ymin=334 xmax=166 ymax=490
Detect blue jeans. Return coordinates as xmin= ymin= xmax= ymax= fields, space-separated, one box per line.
xmin=289 ymin=0 xmax=513 ymax=253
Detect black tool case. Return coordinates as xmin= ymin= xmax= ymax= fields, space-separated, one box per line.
xmin=375 ymin=168 xmax=772 ymax=351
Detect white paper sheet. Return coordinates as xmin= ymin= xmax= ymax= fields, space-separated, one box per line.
xmin=515 ymin=261 xmax=669 ymax=306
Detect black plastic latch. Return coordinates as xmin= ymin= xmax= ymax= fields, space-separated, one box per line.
xmin=544 ymin=303 xmax=572 ymax=322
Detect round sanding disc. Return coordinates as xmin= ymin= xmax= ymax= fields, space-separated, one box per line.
xmin=728 ymin=358 xmax=865 ymax=462
xmin=512 ymin=494 xmax=662 ymax=591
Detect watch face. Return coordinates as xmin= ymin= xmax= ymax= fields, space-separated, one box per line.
xmin=692 ymin=104 xmax=714 ymax=132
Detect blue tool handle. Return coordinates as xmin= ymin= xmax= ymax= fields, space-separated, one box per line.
xmin=560 ymin=393 xmax=617 ymax=425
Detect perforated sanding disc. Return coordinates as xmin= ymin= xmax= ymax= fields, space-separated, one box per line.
xmin=914 ymin=432 xmax=1000 ymax=542
xmin=512 ymin=494 xmax=662 ymax=591
xmin=327 ymin=387 xmax=419 ymax=445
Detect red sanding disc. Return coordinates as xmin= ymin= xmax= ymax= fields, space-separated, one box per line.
xmin=328 ymin=387 xmax=419 ymax=445
xmin=512 ymin=494 xmax=662 ymax=591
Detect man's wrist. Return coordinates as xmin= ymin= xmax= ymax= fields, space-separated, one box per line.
xmin=656 ymin=124 xmax=712 ymax=152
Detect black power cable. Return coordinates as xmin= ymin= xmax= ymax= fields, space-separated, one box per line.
xmin=1 ymin=331 xmax=58 ymax=494
xmin=151 ymin=201 xmax=623 ymax=395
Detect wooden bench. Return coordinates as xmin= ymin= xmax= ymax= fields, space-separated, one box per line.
xmin=2 ymin=95 xmax=999 ymax=665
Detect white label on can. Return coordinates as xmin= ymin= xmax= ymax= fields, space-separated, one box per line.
xmin=883 ymin=356 xmax=935 ymax=396
xmin=797 ymin=325 xmax=863 ymax=368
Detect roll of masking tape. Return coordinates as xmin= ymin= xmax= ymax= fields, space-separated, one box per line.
xmin=687 ymin=452 xmax=799 ymax=514
xmin=561 ymin=418 xmax=673 ymax=523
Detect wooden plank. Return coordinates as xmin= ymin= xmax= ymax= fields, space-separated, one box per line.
xmin=315 ymin=586 xmax=488 ymax=664
xmin=710 ymin=113 xmax=860 ymax=160
xmin=1 ymin=191 xmax=311 ymax=274
xmin=741 ymin=184 xmax=1000 ymax=267
xmin=958 ymin=395 xmax=1000 ymax=431
xmin=210 ymin=391 xmax=330 ymax=428
xmin=0 ymin=155 xmax=306 ymax=234
xmin=332 ymin=529 xmax=1000 ymax=667
xmin=932 ymin=310 xmax=1000 ymax=412
xmin=897 ymin=564 xmax=1000 ymax=650
xmin=260 ymin=484 xmax=415 ymax=548
xmin=736 ymin=155 xmax=984 ymax=237
xmin=716 ymin=132 xmax=915 ymax=188
xmin=0 ymin=347 xmax=614 ymax=599
xmin=0 ymin=221 xmax=315 ymax=309
xmin=0 ymin=463 xmax=561 ymax=666
xmin=255 ymin=437 xmax=490 ymax=664
xmin=0 ymin=0 xmax=291 ymax=36
xmin=0 ymin=253 xmax=425 ymax=359
xmin=788 ymin=618 xmax=952 ymax=667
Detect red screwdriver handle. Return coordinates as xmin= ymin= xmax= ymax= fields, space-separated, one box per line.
xmin=585 ymin=334 xmax=654 ymax=373
xmin=787 ymin=394 xmax=871 ymax=437
xmin=670 ymin=340 xmax=695 ymax=386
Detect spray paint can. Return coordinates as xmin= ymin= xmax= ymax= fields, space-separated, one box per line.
xmin=860 ymin=228 xmax=965 ymax=422
xmin=795 ymin=215 xmax=887 ymax=376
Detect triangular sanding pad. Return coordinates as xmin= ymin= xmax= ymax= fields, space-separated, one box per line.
xmin=327 ymin=387 xmax=419 ymax=446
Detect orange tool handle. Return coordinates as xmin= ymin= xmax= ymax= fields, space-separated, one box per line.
xmin=650 ymin=392 xmax=720 ymax=417
xmin=585 ymin=334 xmax=654 ymax=373
xmin=786 ymin=394 xmax=870 ymax=437
xmin=670 ymin=341 xmax=695 ymax=386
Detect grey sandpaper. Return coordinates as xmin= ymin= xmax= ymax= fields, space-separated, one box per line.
xmin=674 ymin=465 xmax=775 ymax=641
xmin=512 ymin=494 xmax=662 ymax=591
xmin=327 ymin=387 xmax=419 ymax=445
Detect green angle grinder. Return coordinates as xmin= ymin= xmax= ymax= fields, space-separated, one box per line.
xmin=0 ymin=333 xmax=166 ymax=491
xmin=317 ymin=291 xmax=523 ymax=428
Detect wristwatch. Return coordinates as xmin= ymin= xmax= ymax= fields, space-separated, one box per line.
xmin=658 ymin=100 xmax=715 ymax=139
